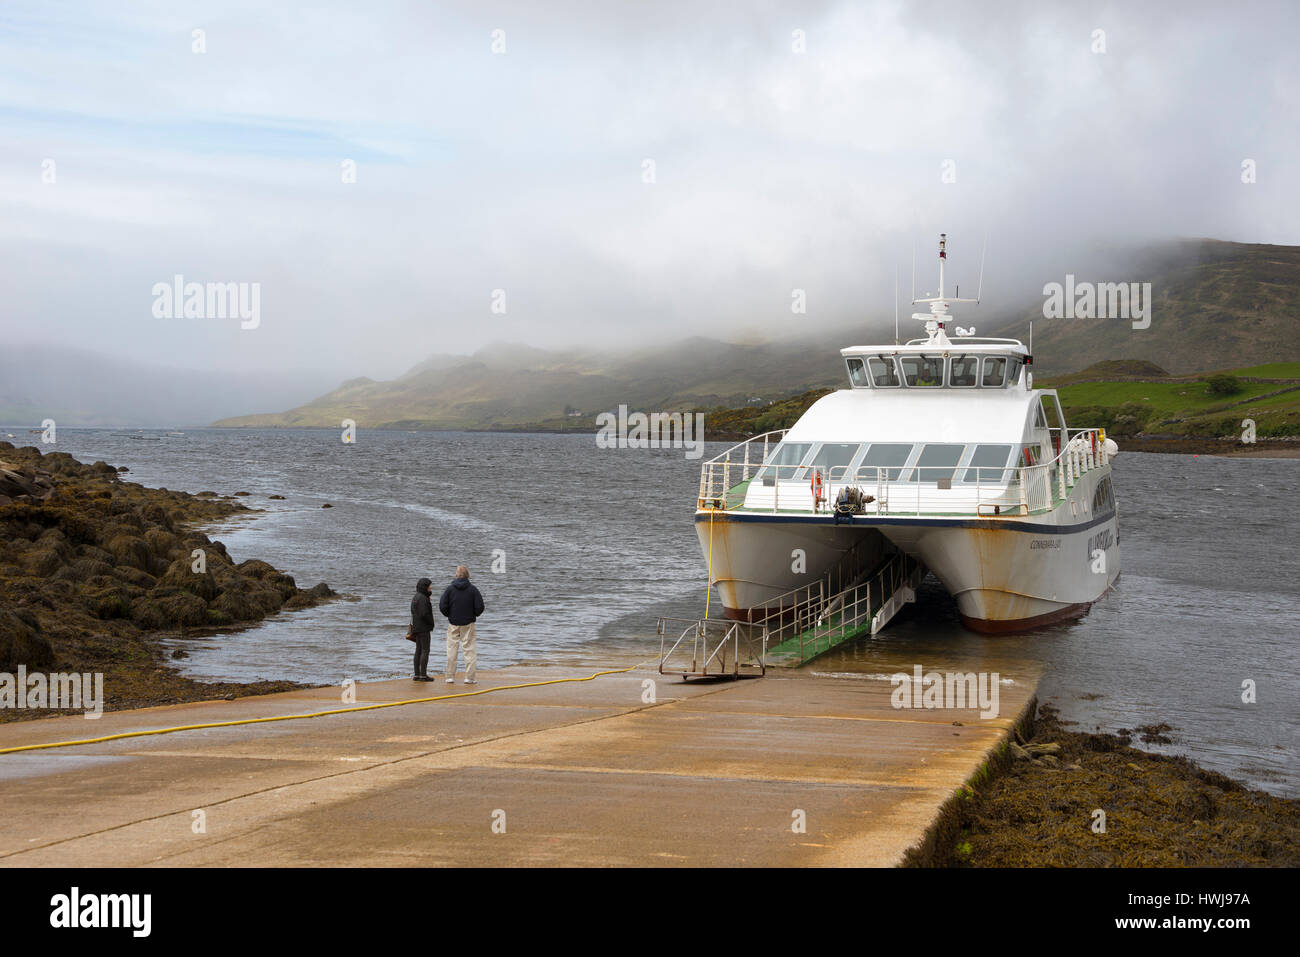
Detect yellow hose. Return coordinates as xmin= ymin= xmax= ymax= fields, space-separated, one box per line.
xmin=0 ymin=666 xmax=637 ymax=756
xmin=704 ymin=507 xmax=715 ymax=619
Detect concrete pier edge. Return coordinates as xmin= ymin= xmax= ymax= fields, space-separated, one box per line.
xmin=901 ymin=693 xmax=1040 ymax=867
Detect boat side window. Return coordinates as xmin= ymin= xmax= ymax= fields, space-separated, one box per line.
xmin=846 ymin=357 xmax=869 ymax=388
xmin=859 ymin=443 xmax=913 ymax=482
xmin=867 ymin=355 xmax=901 ymax=387
xmin=1006 ymin=356 xmax=1024 ymax=386
xmin=900 ymin=355 xmax=944 ymax=388
xmin=758 ymin=442 xmax=813 ymax=485
xmin=1093 ymin=476 xmax=1115 ymax=512
xmin=960 ymin=444 xmax=1014 ymax=484
xmin=906 ymin=443 xmax=965 ymax=483
xmin=949 ymin=354 xmax=979 ymax=387
xmin=809 ymin=443 xmax=862 ymax=483
xmin=982 ymin=355 xmax=1007 ymax=387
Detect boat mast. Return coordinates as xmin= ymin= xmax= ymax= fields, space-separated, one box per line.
xmin=911 ymin=233 xmax=978 ymax=344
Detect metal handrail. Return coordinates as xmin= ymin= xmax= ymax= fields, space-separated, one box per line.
xmin=761 ymin=554 xmax=919 ymax=660
xmin=656 ymin=617 xmax=768 ymax=677
xmin=698 ymin=428 xmax=1108 ymax=517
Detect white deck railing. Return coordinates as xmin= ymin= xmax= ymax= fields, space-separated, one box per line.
xmin=697 ymin=428 xmax=1107 ymax=517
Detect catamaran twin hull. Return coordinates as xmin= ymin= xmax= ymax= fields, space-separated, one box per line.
xmin=696 ymin=460 xmax=1120 ymax=634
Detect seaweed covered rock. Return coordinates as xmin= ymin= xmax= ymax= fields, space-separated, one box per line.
xmin=0 ymin=461 xmax=56 ymax=504
xmin=0 ymin=443 xmax=338 ymax=719
xmin=154 ymin=591 xmax=210 ymax=628
xmin=155 ymin=557 xmax=219 ymax=602
xmin=212 ymin=574 xmax=285 ymax=621
xmin=0 ymin=609 xmax=55 ymax=670
xmin=103 ymin=533 xmax=152 ymax=571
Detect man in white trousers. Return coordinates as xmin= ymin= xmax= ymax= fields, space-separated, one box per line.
xmin=439 ymin=565 xmax=485 ymax=684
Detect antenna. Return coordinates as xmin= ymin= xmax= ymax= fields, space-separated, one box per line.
xmin=894 ymin=267 xmax=900 ymax=344
xmin=975 ymin=233 xmax=987 ymax=303
xmin=910 ymin=240 xmax=916 ymax=304
xmin=938 ymin=232 xmax=947 ymax=300
xmin=1029 ymin=319 xmax=1033 ymax=355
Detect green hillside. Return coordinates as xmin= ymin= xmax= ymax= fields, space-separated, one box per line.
xmin=1047 ymin=363 xmax=1300 ymax=437
xmin=685 ymin=362 xmax=1300 ymax=441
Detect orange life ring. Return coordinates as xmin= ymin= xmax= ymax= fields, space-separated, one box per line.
xmin=810 ymin=471 xmax=824 ymax=500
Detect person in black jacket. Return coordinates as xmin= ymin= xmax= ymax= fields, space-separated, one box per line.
xmin=409 ymin=577 xmax=436 ymax=681
xmin=439 ymin=565 xmax=484 ymax=684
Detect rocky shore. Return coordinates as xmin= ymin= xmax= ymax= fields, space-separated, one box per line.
xmin=909 ymin=704 xmax=1298 ymax=867
xmin=0 ymin=442 xmax=335 ymax=720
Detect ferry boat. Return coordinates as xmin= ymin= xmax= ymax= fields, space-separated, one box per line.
xmin=695 ymin=235 xmax=1120 ymax=634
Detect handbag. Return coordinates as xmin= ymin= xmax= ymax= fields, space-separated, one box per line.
xmin=405 ymin=618 xmax=416 ymax=642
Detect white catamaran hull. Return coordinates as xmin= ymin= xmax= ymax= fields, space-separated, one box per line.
xmin=695 ymin=470 xmax=1119 ymax=633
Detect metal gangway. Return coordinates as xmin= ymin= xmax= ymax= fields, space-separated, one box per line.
xmin=656 ymin=617 xmax=768 ymax=680
xmin=657 ymin=545 xmax=925 ymax=677
xmin=760 ymin=550 xmax=925 ymax=668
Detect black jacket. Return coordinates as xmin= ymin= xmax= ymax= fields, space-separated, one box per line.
xmin=410 ymin=578 xmax=436 ymax=636
xmin=439 ymin=578 xmax=484 ymax=626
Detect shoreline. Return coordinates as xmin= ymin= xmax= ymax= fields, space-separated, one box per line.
xmin=0 ymin=442 xmax=336 ymax=721
xmin=911 ymin=703 xmax=1298 ymax=866
xmin=18 ymin=426 xmax=1299 ymax=457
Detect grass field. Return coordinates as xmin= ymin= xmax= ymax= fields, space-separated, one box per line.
xmin=1052 ymin=363 xmax=1300 ymax=437
xmin=1055 ymin=380 xmax=1283 ymax=416
xmin=1225 ymin=362 xmax=1300 ymax=378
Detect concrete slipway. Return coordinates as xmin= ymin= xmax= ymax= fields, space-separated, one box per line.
xmin=0 ymin=662 xmax=1036 ymax=867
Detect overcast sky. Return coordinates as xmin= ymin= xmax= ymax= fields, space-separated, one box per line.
xmin=2 ymin=0 xmax=1296 ymax=385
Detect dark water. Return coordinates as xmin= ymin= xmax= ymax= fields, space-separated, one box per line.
xmin=18 ymin=428 xmax=1298 ymax=795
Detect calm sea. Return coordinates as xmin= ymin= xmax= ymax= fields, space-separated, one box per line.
xmin=17 ymin=427 xmax=1297 ymax=795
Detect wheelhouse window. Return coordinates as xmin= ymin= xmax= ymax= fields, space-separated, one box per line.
xmin=757 ymin=442 xmax=813 ymax=484
xmin=960 ymin=444 xmax=1014 ymax=484
xmin=808 ymin=443 xmax=862 ymax=482
xmin=859 ymin=443 xmax=913 ymax=481
xmin=1007 ymin=356 xmax=1024 ymax=386
xmin=949 ymin=355 xmax=980 ymax=387
xmin=905 ymin=443 xmax=965 ymax=482
xmin=867 ymin=355 xmax=901 ymax=387
xmin=982 ymin=356 xmax=1007 ymax=387
xmin=846 ymin=357 xmax=869 ymax=388
xmin=900 ymin=355 xmax=944 ymax=387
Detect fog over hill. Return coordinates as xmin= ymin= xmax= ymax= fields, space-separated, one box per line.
xmin=7 ymin=238 xmax=1294 ymax=430
xmin=987 ymin=239 xmax=1300 ymax=376
xmin=0 ymin=345 xmax=335 ymax=428
xmin=214 ymin=238 xmax=1300 ymax=430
